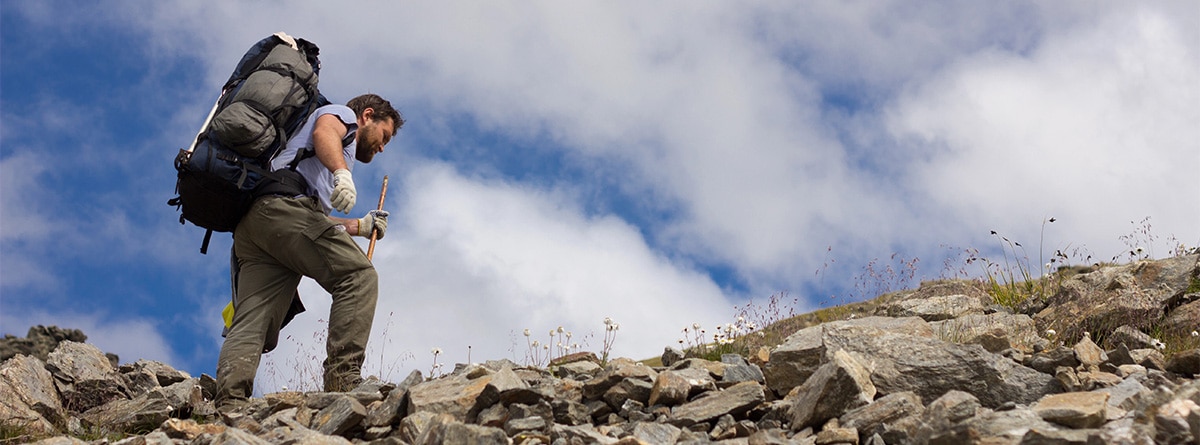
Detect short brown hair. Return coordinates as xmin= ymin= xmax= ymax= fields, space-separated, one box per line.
xmin=347 ymin=94 xmax=404 ymax=135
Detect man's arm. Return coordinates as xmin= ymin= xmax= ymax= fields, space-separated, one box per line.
xmin=311 ymin=113 xmax=350 ymax=173
xmin=331 ymin=216 xmax=364 ymax=235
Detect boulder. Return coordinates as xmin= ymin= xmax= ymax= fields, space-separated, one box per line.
xmin=45 ymin=341 xmax=128 ymax=412
xmin=670 ymin=381 xmax=765 ymax=427
xmin=788 ymin=349 xmax=875 ymax=431
xmin=887 ymin=293 xmax=986 ymax=321
xmin=1033 ymin=391 xmax=1109 ymax=428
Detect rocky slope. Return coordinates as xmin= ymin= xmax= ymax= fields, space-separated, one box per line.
xmin=2 ymin=255 xmax=1198 ymax=444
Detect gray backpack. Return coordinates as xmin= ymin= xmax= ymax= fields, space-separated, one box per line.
xmin=170 ymin=33 xmax=329 ymax=253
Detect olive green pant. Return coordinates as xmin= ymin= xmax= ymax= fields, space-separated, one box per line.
xmin=216 ymin=196 xmax=378 ymax=403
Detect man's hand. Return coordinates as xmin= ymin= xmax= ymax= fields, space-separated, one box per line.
xmin=331 ymin=169 xmax=357 ymax=213
xmin=358 ymin=210 xmax=389 ymax=239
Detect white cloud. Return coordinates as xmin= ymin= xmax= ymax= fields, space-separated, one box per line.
xmin=887 ymin=5 xmax=1200 ymax=259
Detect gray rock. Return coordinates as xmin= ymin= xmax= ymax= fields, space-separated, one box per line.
xmin=582 ymin=358 xmax=657 ymax=400
xmin=930 ymin=312 xmax=1044 ymax=353
xmin=765 ymin=316 xmax=931 ymax=397
xmin=1154 ymin=398 xmax=1199 ymax=445
xmin=650 ymin=367 xmax=716 ymax=407
xmin=407 ymin=372 xmax=495 ymax=422
xmin=365 ymin=369 xmax=422 ymax=427
xmin=662 ymin=347 xmax=686 ymax=368
xmin=887 ymin=293 xmax=986 ymax=321
xmin=603 ymin=376 xmax=653 ymax=409
xmin=1019 ymin=427 xmax=1096 ymax=445
xmin=1027 ymin=346 xmax=1081 ymax=374
xmin=397 ymin=411 xmax=445 ymax=444
xmin=1035 ymin=254 xmax=1198 ymax=343
xmin=1033 ymin=391 xmax=1109 ymax=428
xmin=672 ymin=381 xmax=765 ymax=427
xmin=1072 ymin=333 xmax=1107 ymax=369
xmin=0 ymin=325 xmax=88 ymax=363
xmin=119 ymin=359 xmax=190 ymax=388
xmin=632 ymin=421 xmax=683 ymax=443
xmin=1 ymin=354 xmax=64 ymax=425
xmin=0 ymin=356 xmax=59 ymax=435
xmin=823 ymin=321 xmax=1057 ymax=408
xmin=311 ymin=395 xmax=366 ymax=436
xmin=549 ymin=423 xmax=619 ymax=444
xmin=45 ymin=341 xmax=128 ymax=412
xmin=1105 ymin=325 xmax=1156 ymax=350
xmin=551 ymin=398 xmax=591 ymax=426
xmin=924 ymin=407 xmax=1059 ymax=444
xmin=840 ymin=391 xmax=924 ymax=441
xmin=1166 ymin=349 xmax=1200 ymax=376
xmin=788 ymin=349 xmax=875 ymax=431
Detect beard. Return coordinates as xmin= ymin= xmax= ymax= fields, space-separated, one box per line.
xmin=355 ymin=132 xmax=376 ymax=163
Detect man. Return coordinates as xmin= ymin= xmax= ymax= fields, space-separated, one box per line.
xmin=215 ymin=94 xmax=404 ymax=406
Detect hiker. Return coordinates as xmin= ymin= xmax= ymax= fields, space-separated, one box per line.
xmin=215 ymin=93 xmax=404 ymax=406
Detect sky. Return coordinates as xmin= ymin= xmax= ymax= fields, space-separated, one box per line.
xmin=1 ymin=1 xmax=1197 ymax=392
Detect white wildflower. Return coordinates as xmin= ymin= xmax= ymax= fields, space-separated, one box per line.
xmin=523 ymin=329 xmax=531 ymax=337
xmin=557 ymin=326 xmax=565 ymax=334
xmin=281 ymin=386 xmax=288 ymax=391
xmin=1046 ymin=329 xmax=1057 ymax=337
xmin=604 ymin=317 xmax=614 ymax=326
xmin=431 ymin=347 xmax=442 ymax=355
xmin=692 ymin=323 xmax=701 ymax=330
xmin=1191 ymin=330 xmax=1198 ymax=337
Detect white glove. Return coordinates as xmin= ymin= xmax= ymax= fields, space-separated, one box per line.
xmin=331 ymin=168 xmax=357 ymax=213
xmin=358 ymin=210 xmax=389 ymax=239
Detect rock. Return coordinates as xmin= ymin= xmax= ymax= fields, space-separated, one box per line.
xmin=1072 ymin=333 xmax=1107 ymax=369
xmin=929 ymin=312 xmax=1043 ymax=353
xmin=661 ymin=347 xmax=685 ymax=368
xmin=407 ymin=372 xmax=495 ymax=422
xmin=839 ymin=391 xmax=923 ymax=442
xmin=671 ymin=381 xmax=765 ymax=427
xmin=1166 ymin=349 xmax=1200 ymax=376
xmin=582 ymin=359 xmax=657 ymax=400
xmin=365 ymin=369 xmax=421 ymax=427
xmin=822 ymin=320 xmax=1056 ymax=408
xmin=1035 ymin=255 xmax=1198 ymax=343
xmin=924 ymin=407 xmax=1059 ymax=444
xmin=1019 ymin=427 xmax=1096 ymax=445
xmin=0 ymin=326 xmax=88 ymax=363
xmin=1161 ymin=299 xmax=1200 ymax=339
xmin=119 ymin=360 xmax=190 ymax=388
xmin=311 ymin=395 xmax=366 ymax=436
xmin=1155 ymin=398 xmax=1199 ymax=445
xmin=886 ymin=293 xmax=985 ymax=321
xmin=45 ymin=341 xmax=128 ymax=412
xmin=1 ymin=354 xmax=65 ymax=425
xmin=1027 ymin=346 xmax=1081 ymax=374
xmin=1033 ymin=391 xmax=1110 ymax=428
xmin=160 ymin=418 xmax=227 ymax=440
xmin=649 ymin=367 xmax=715 ymax=407
xmin=631 ymin=421 xmax=683 ymax=444
xmin=788 ymin=349 xmax=875 ymax=431
xmin=765 ymin=316 xmax=931 ymax=397
xmin=1105 ymin=325 xmax=1156 ymax=350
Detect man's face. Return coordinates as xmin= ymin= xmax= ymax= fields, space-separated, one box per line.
xmin=355 ymin=112 xmax=395 ymax=163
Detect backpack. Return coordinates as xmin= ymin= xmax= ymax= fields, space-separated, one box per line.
xmin=169 ymin=32 xmax=330 ymax=254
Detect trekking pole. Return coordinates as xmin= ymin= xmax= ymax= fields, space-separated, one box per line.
xmin=367 ymin=175 xmax=389 ymax=260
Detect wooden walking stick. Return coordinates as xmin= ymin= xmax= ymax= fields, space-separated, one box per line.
xmin=367 ymin=175 xmax=389 ymax=260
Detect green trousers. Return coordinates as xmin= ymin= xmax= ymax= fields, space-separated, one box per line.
xmin=216 ymin=196 xmax=378 ymax=403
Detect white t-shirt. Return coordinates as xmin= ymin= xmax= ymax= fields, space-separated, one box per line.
xmin=271 ymin=104 xmax=358 ymax=214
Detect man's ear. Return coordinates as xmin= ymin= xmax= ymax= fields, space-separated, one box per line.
xmin=362 ymin=107 xmax=375 ymax=121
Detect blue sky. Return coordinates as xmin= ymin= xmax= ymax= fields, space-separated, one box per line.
xmin=2 ymin=1 xmax=1197 ymax=391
